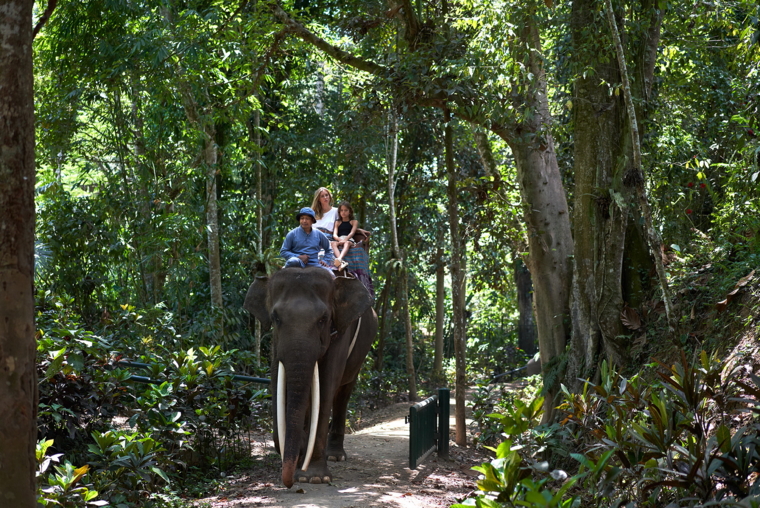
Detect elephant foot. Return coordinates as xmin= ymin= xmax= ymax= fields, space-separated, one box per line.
xmin=296 ymin=473 xmax=331 ymax=484
xmin=296 ymin=463 xmax=332 ymax=484
xmin=326 ymin=437 xmax=347 ymax=462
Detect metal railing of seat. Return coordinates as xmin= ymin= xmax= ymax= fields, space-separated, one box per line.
xmin=113 ymin=360 xmax=270 ymax=385
xmin=408 ymin=387 xmax=450 ymax=469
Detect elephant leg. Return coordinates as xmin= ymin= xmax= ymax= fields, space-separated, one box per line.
xmin=326 ymin=379 xmax=356 ymax=462
xmin=296 ymin=360 xmax=339 ymax=484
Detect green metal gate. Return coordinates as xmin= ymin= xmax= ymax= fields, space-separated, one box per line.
xmin=408 ymin=387 xmax=450 ymax=469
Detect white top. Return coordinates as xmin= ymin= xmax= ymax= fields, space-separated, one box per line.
xmin=314 ymin=207 xmax=338 ymax=233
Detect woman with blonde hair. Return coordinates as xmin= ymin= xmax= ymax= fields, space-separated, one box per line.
xmin=310 ymin=187 xmax=339 ymax=234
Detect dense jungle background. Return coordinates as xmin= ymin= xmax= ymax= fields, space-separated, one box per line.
xmin=1 ymin=0 xmax=760 ymax=506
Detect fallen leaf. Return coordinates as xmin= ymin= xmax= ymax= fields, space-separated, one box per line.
xmin=621 ymin=304 xmax=642 ymax=330
xmin=737 ymin=269 xmax=755 ymax=287
xmin=716 ymin=270 xmax=755 ymax=311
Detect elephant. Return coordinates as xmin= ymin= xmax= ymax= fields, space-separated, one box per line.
xmin=243 ymin=266 xmax=377 ymax=488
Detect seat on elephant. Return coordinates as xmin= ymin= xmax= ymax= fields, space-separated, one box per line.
xmin=343 ymin=238 xmax=375 ymax=301
xmin=310 ymin=227 xmax=374 ymax=300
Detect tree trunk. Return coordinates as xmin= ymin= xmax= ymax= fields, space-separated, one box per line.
xmin=373 ymin=277 xmax=392 ymax=372
xmin=432 ymin=245 xmax=445 ymax=381
xmin=515 ymin=257 xmax=536 ymax=356
xmin=565 ymin=0 xmax=663 ymax=388
xmin=387 ymin=108 xmax=417 ymax=401
xmin=205 ymin=125 xmax=223 ymax=311
xmin=254 ymin=107 xmax=262 ymax=366
xmin=131 ymin=80 xmax=165 ymax=305
xmin=567 ymin=0 xmax=627 ymax=383
xmin=0 ymin=0 xmax=38 ymax=503
xmin=179 ymin=80 xmax=223 ymax=329
xmin=444 ymin=109 xmax=467 ymax=446
xmin=507 ymin=137 xmax=572 ymax=421
xmin=485 ymin=22 xmax=573 ymax=421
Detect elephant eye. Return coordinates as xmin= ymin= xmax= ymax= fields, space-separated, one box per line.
xmin=317 ymin=316 xmax=327 ymax=326
xmin=271 ymin=312 xmax=281 ymax=326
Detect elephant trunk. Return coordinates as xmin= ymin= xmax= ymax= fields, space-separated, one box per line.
xmin=277 ymin=360 xmax=320 ymax=488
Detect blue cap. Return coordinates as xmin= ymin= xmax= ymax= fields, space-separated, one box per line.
xmin=296 ymin=207 xmax=317 ymax=222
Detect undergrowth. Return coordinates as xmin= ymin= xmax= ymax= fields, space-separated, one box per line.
xmin=456 ymin=352 xmax=760 ymax=508
xmin=35 ymin=291 xmax=270 ymax=507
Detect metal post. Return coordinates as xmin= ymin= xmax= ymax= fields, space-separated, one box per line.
xmin=409 ymin=403 xmax=418 ymax=469
xmin=437 ymin=387 xmax=450 ymax=459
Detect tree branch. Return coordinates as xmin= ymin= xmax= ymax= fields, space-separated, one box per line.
xmin=32 ymin=0 xmax=58 ymax=39
xmin=270 ymin=2 xmax=388 ymax=77
xmin=396 ymin=0 xmax=421 ymax=49
xmin=641 ymin=0 xmax=663 ymax=100
xmin=269 ymin=2 xmax=518 ymax=140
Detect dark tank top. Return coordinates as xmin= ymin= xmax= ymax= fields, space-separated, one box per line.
xmin=337 ymin=220 xmax=353 ymax=237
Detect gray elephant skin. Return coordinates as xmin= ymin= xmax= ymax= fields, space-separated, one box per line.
xmin=243 ymin=267 xmax=377 ymax=488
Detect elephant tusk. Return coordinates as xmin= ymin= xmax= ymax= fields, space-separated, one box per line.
xmin=301 ymin=362 xmax=320 ymax=471
xmin=347 ymin=316 xmax=362 ymax=358
xmin=277 ymin=361 xmax=286 ymax=462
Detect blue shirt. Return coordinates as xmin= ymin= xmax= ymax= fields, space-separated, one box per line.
xmin=280 ymin=226 xmax=334 ymax=267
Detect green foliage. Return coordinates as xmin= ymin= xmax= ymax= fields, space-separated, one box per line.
xmin=37 ymin=439 xmax=106 ymax=507
xmin=35 ymin=293 xmax=268 ymax=505
xmin=459 ymin=353 xmax=760 ymax=507
xmin=86 ymin=430 xmax=170 ymax=504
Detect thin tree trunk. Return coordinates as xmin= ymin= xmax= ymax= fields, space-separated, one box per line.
xmin=433 ymin=244 xmax=445 ymax=380
xmin=181 ymin=86 xmax=223 ymax=330
xmin=254 ymin=107 xmax=262 ymax=366
xmin=373 ymin=277 xmax=392 ymax=371
xmin=131 ymin=81 xmax=163 ymax=305
xmin=387 ymin=108 xmax=417 ymax=401
xmin=205 ymin=126 xmax=223 ymax=311
xmin=444 ymin=109 xmax=467 ymax=446
xmin=0 ymin=0 xmax=38 ymax=503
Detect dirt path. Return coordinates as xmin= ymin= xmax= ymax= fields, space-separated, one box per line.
xmin=196 ymin=395 xmax=488 ymax=508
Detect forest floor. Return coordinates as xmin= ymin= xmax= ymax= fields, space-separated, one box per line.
xmin=193 ymin=389 xmax=495 ymax=508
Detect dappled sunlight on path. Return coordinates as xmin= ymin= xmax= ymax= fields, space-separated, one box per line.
xmin=197 ymin=396 xmax=485 ymax=508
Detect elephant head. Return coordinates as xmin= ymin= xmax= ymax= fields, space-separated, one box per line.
xmin=243 ymin=267 xmax=372 ymax=487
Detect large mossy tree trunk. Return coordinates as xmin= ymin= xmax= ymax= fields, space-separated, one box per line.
xmin=565 ymin=0 xmax=662 ymax=388
xmin=0 ymin=0 xmax=38 ymax=503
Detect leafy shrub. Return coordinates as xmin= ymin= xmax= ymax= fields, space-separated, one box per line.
xmin=36 ymin=293 xmax=270 ymax=505
xmin=457 ymin=352 xmax=760 ymax=508
xmin=37 ymin=439 xmax=106 ymax=508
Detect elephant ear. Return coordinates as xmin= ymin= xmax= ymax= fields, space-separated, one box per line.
xmin=333 ymin=276 xmax=372 ymax=334
xmin=243 ymin=276 xmax=271 ymax=330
